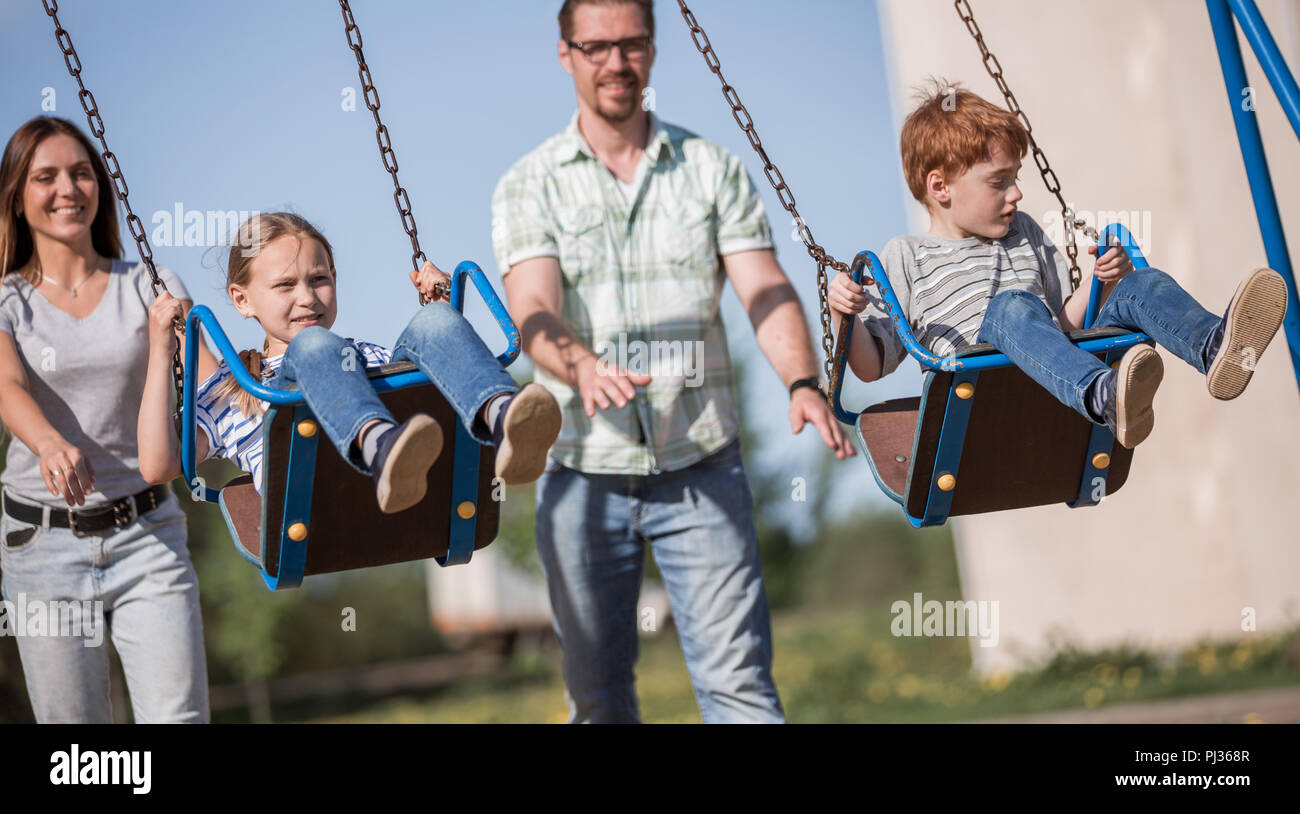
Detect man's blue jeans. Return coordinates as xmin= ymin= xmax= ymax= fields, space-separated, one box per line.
xmin=269 ymin=302 xmax=518 ymax=474
xmin=976 ymin=268 xmax=1221 ymax=422
xmin=534 ymin=439 xmax=785 ymax=723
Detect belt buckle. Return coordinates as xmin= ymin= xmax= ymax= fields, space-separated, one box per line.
xmin=112 ymin=497 xmax=137 ymax=532
xmin=66 ymin=498 xmax=135 ymax=537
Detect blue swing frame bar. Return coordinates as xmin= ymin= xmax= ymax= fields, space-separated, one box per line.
xmin=829 ymin=224 xmax=1153 ymax=528
xmin=1206 ymin=0 xmax=1300 ymax=396
xmin=181 ymin=260 xmax=521 ymax=589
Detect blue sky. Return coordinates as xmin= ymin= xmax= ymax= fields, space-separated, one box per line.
xmin=1 ymin=0 xmax=920 ymax=521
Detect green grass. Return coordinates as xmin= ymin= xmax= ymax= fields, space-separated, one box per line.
xmin=283 ymin=603 xmax=1300 ymax=724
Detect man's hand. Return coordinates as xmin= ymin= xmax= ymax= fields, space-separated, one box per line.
xmin=576 ymin=355 xmax=651 ymax=417
xmin=1089 ymin=243 xmax=1134 ymax=284
xmin=789 ymin=386 xmax=855 ymax=460
xmin=409 ymin=260 xmax=451 ymax=302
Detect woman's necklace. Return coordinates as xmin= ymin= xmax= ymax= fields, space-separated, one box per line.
xmin=35 ymin=258 xmax=99 ymax=298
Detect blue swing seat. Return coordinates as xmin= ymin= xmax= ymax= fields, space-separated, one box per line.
xmin=830 ymin=224 xmax=1155 ymax=527
xmin=182 ymin=261 xmax=521 ymax=590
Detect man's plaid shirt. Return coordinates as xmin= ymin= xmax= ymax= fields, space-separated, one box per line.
xmin=492 ymin=111 xmax=774 ymax=474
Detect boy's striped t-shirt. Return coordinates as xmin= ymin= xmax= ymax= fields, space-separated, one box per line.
xmin=858 ymin=211 xmax=1074 ymax=376
xmin=193 ymin=340 xmax=392 ymax=494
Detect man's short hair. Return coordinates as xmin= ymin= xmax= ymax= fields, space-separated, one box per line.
xmin=558 ymin=0 xmax=655 ymax=41
xmin=900 ymin=78 xmax=1029 ymax=206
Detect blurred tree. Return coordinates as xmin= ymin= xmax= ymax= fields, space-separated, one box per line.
xmin=182 ymin=460 xmax=304 ymax=685
xmin=732 ymin=352 xmax=835 ymax=609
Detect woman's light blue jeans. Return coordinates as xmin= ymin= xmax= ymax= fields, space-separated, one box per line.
xmin=535 ymin=438 xmax=785 ymax=724
xmin=268 ymin=302 xmax=518 ymax=474
xmin=976 ymin=268 xmax=1221 ymax=422
xmin=0 ymin=492 xmax=208 ymax=723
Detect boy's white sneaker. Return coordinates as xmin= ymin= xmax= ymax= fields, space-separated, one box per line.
xmin=1101 ymin=345 xmax=1164 ymax=449
xmin=1205 ymin=268 xmax=1289 ymax=400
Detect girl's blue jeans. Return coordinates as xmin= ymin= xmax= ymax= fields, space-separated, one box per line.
xmin=976 ymin=268 xmax=1221 ymax=422
xmin=267 ymin=302 xmax=518 ymax=475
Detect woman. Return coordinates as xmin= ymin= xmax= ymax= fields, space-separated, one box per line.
xmin=0 ymin=116 xmax=218 ymax=723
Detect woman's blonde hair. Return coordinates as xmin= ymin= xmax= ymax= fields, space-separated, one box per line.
xmin=212 ymin=212 xmax=336 ymax=418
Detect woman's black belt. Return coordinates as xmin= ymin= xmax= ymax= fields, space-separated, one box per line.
xmin=2 ymin=485 xmax=173 ymax=537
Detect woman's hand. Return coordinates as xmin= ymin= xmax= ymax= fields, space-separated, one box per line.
xmin=37 ymin=436 xmax=96 ymax=506
xmin=148 ymin=290 xmax=185 ymax=354
xmin=409 ymin=260 xmax=451 ymax=303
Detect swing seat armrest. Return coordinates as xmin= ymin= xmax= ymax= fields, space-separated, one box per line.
xmin=449 ymin=261 xmax=521 ymax=368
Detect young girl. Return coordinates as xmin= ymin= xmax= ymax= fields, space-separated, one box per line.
xmin=138 ymin=212 xmax=561 ymax=514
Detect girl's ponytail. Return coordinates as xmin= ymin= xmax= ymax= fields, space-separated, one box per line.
xmin=210 ymin=341 xmax=270 ymax=419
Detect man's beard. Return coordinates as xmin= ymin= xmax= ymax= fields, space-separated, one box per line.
xmin=590 ymin=74 xmax=643 ymax=124
xmin=595 ymin=97 xmax=641 ymax=124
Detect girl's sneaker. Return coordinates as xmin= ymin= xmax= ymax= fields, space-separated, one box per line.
xmin=1205 ymin=268 xmax=1289 ymax=400
xmin=370 ymin=414 xmax=443 ymax=513
xmin=490 ymin=383 xmax=562 ymax=485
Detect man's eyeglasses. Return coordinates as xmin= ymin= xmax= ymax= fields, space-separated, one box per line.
xmin=565 ymin=35 xmax=653 ymax=64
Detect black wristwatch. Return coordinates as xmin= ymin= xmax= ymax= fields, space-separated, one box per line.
xmin=788 ymin=376 xmax=823 ymax=397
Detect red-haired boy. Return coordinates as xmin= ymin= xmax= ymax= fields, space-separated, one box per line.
xmin=830 ymin=82 xmax=1288 ymax=448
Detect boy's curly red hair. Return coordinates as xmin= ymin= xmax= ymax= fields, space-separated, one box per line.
xmin=901 ymin=78 xmax=1029 ymax=207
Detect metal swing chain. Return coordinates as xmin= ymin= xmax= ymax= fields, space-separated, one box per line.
xmin=675 ymin=0 xmax=865 ymax=397
xmin=954 ymin=0 xmax=1098 ymax=291
xmin=41 ymin=0 xmax=187 ymax=435
xmin=338 ymin=0 xmax=446 ymax=305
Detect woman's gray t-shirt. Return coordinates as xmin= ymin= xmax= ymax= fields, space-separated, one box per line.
xmin=0 ymin=260 xmax=190 ymax=505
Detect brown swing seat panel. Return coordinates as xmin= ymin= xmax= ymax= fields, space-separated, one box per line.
xmin=221 ymin=474 xmax=262 ymax=561
xmin=857 ymin=329 xmax=1137 ymax=520
xmin=858 ymin=397 xmax=921 ymax=498
xmin=221 ymin=361 xmax=500 ymax=578
xmin=901 ymin=365 xmax=1134 ymax=519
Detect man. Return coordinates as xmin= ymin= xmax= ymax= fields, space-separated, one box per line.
xmin=492 ymin=0 xmax=853 ymax=724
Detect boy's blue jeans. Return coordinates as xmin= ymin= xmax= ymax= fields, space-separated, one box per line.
xmin=268 ymin=302 xmax=518 ymax=474
xmin=535 ymin=439 xmax=785 ymax=724
xmin=976 ymin=268 xmax=1221 ymax=422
